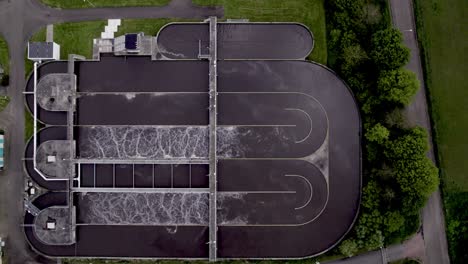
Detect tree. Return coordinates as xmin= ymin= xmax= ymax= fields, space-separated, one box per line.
xmin=384 ymin=127 xmax=428 ymax=161
xmin=377 ymin=68 xmax=419 ymax=106
xmin=328 ymin=0 xmax=367 ymax=34
xmin=329 ymin=29 xmax=343 ymax=51
xmin=370 ymin=28 xmax=410 ymax=70
xmin=401 ymin=191 xmax=427 ymax=216
xmin=384 ymin=108 xmax=406 ymax=128
xmin=394 ymin=158 xmax=439 ymax=198
xmin=384 ymin=211 xmax=405 ymax=233
xmin=329 ymin=0 xmax=365 ymax=14
xmin=362 ymin=180 xmax=381 ymax=209
xmin=364 ymin=230 xmax=385 ymax=250
xmin=355 ymin=210 xmax=383 ymax=244
xmin=339 ymin=239 xmax=359 ymax=257
xmin=365 ymin=123 xmax=390 ymax=144
xmin=356 ymin=211 xmax=385 ymax=249
xmin=343 ymin=44 xmax=368 ymax=67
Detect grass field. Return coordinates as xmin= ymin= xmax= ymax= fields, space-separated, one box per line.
xmin=192 ymin=0 xmax=327 ymax=64
xmin=0 ymin=36 xmax=8 ymax=74
xmin=414 ymin=0 xmax=468 ymax=192
xmin=41 ymin=0 xmax=170 ymax=8
xmin=414 ymin=0 xmax=468 ymax=262
xmin=55 ymin=21 xmax=107 ymax=58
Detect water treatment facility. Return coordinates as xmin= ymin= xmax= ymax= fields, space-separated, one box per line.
xmin=23 ymin=18 xmax=361 ymax=260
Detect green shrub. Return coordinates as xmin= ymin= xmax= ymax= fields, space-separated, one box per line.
xmin=339 ymin=239 xmax=358 ymax=257
xmin=0 ymin=95 xmax=9 ymax=112
xmin=365 ymin=123 xmax=390 ymax=144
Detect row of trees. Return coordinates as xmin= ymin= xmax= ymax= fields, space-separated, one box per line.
xmin=326 ymin=0 xmax=439 ymax=256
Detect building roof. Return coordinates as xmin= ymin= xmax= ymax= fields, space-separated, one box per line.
xmin=28 ymin=42 xmax=55 ymax=59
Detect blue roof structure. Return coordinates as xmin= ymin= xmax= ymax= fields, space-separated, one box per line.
xmin=125 ymin=34 xmax=138 ymax=50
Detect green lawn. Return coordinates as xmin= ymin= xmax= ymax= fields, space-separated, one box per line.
xmin=55 ymin=21 xmax=107 ymax=58
xmin=192 ymin=0 xmax=327 ymax=64
xmin=41 ymin=0 xmax=170 ymax=8
xmin=414 ymin=0 xmax=468 ymax=262
xmin=0 ymin=36 xmax=8 ymax=74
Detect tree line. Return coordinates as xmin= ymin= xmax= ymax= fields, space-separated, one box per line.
xmin=326 ymin=0 xmax=439 ymax=256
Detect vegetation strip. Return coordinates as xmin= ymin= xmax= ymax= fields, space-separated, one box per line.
xmin=325 ymin=0 xmax=438 ymax=257
xmin=0 ymin=36 xmax=9 ymax=86
xmin=413 ymin=0 xmax=468 ymax=262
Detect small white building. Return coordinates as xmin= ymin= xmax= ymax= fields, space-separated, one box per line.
xmin=27 ymin=42 xmax=60 ymax=61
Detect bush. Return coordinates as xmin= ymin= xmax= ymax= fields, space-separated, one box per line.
xmin=384 ymin=211 xmax=405 ymax=233
xmin=0 ymin=95 xmax=9 ymax=112
xmin=365 ymin=123 xmax=390 ymax=144
xmin=339 ymin=239 xmax=359 ymax=257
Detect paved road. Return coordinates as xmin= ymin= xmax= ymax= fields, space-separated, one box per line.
xmin=0 ymin=0 xmax=222 ymax=263
xmin=389 ymin=0 xmax=450 ymax=264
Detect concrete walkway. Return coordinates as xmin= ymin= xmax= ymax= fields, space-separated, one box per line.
xmin=388 ymin=0 xmax=450 ymax=264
